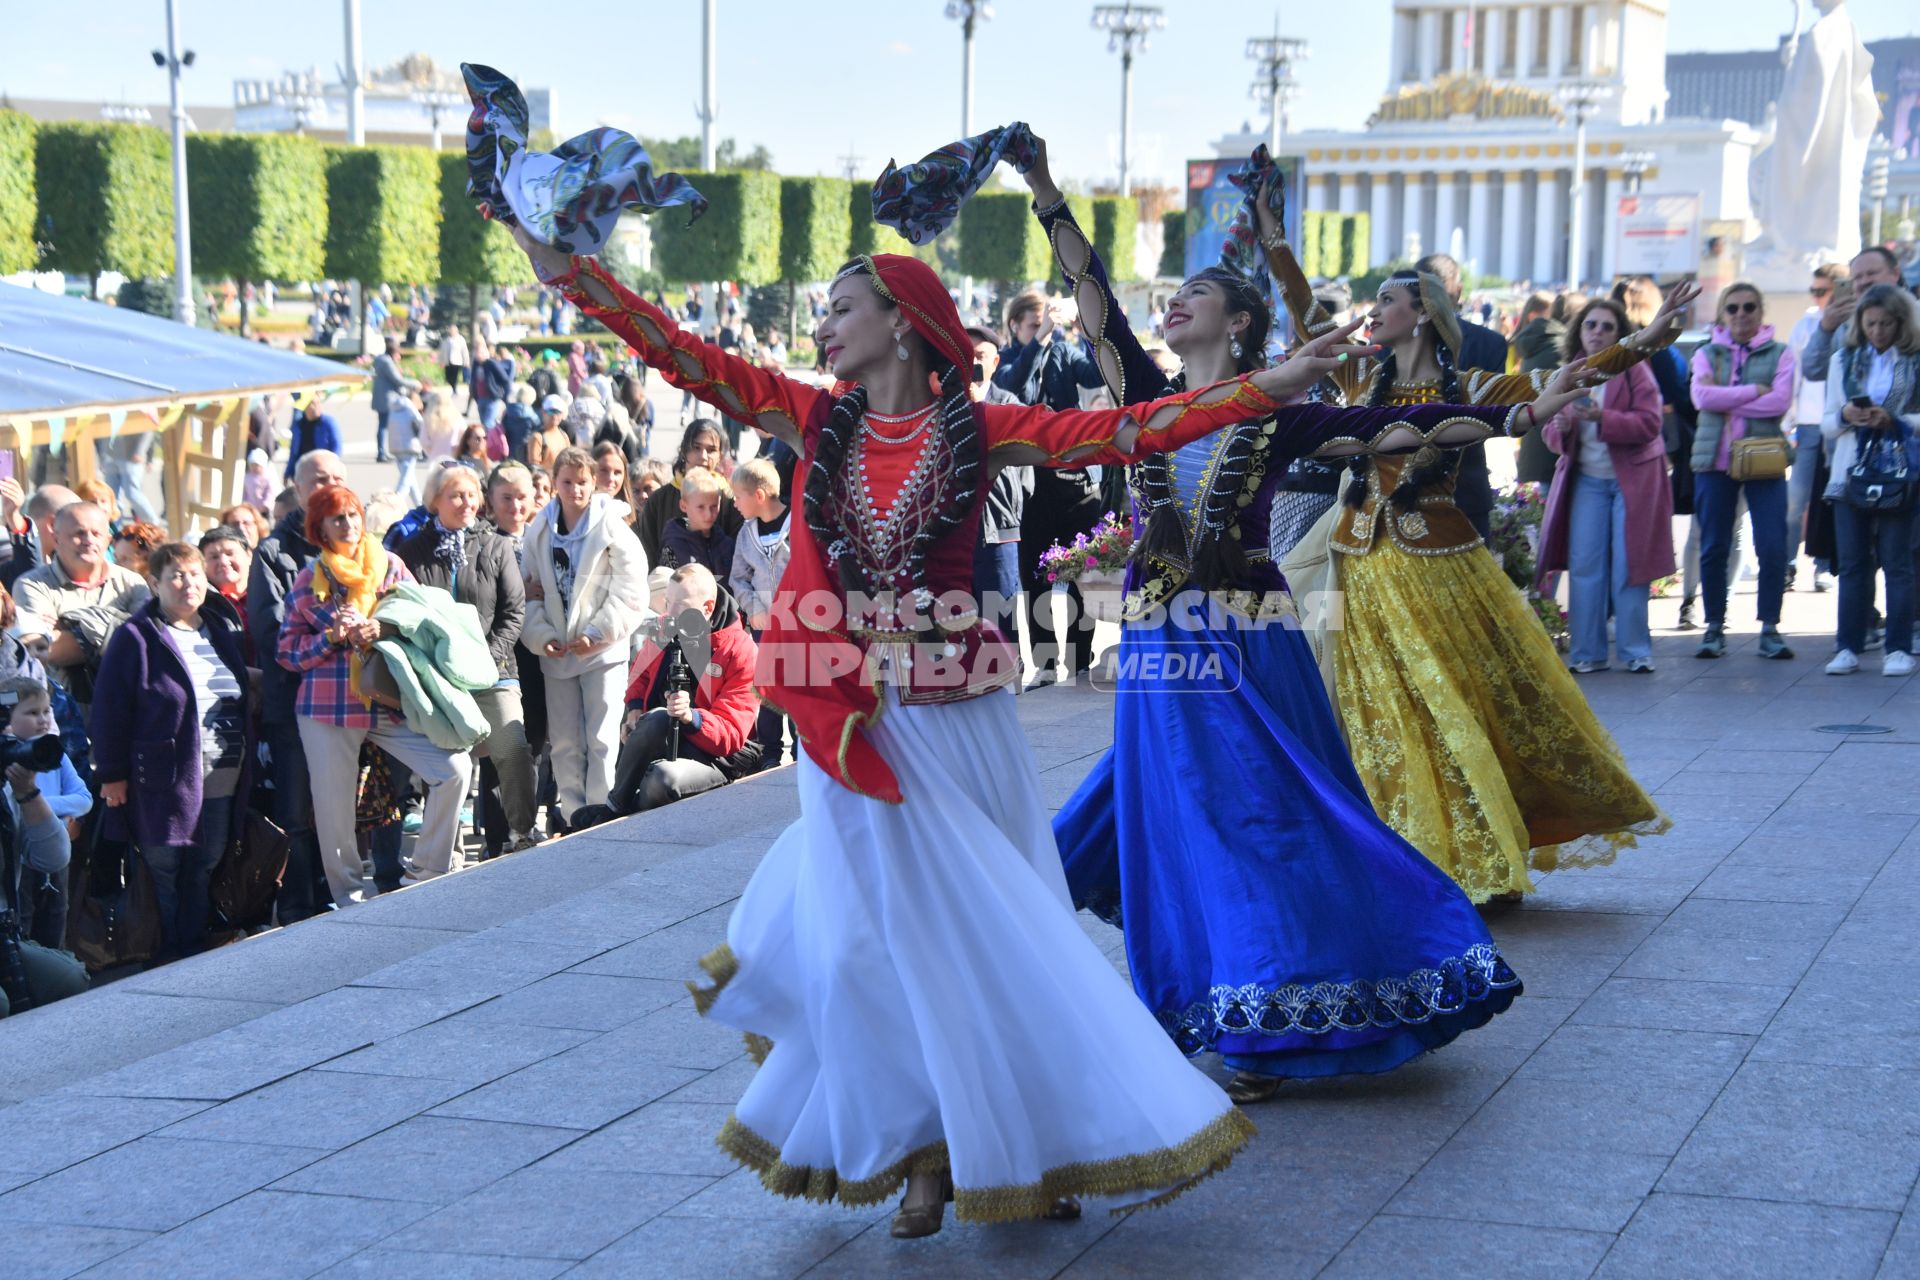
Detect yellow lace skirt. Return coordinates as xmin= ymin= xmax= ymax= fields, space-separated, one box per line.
xmin=1332 ymin=540 xmax=1668 ymax=902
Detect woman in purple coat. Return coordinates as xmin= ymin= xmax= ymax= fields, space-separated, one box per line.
xmin=1537 ymin=299 xmax=1677 ymax=674
xmin=92 ymin=542 xmax=252 ymax=958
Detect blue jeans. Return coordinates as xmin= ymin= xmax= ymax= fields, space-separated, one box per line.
xmin=1694 ymin=470 xmax=1788 ymax=627
xmin=1568 ymin=473 xmax=1651 ymax=665
xmin=1833 ymin=501 xmax=1916 ymax=655
xmin=374 ymin=408 xmax=390 ymax=458
xmin=1788 ymin=424 xmax=1830 ymax=571
xmin=479 ymin=399 xmax=505 ymax=430
xmin=140 ymin=794 xmax=234 ymax=958
xmin=973 ymin=538 xmax=1022 ymax=655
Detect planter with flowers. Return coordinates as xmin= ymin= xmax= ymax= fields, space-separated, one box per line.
xmin=1039 ymin=512 xmax=1135 ymax=623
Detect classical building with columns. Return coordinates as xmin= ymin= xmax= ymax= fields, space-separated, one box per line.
xmin=1220 ymin=1 xmax=1763 ymax=287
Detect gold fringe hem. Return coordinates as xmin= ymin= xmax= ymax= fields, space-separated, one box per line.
xmin=743 ymin=1032 xmax=773 ymax=1065
xmin=715 ymin=1107 xmax=1257 ymax=1224
xmin=687 ymin=943 xmax=738 ymax=1016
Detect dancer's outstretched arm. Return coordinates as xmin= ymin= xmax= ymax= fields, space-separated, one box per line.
xmin=1022 ymin=138 xmax=1171 ymax=406
xmin=515 ymin=226 xmax=816 ymax=453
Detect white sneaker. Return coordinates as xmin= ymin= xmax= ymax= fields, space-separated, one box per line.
xmin=1885 ymin=651 xmax=1916 ymax=677
xmin=1826 ymin=649 xmax=1860 ymax=675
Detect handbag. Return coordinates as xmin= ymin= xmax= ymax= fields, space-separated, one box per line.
xmin=207 ymin=806 xmax=288 ymax=937
xmin=354 ymin=647 xmax=406 ymax=710
xmin=1727 ymin=434 xmax=1791 ymax=483
xmin=65 ymin=813 xmax=163 ymax=974
xmin=1845 ymin=428 xmax=1912 ymax=512
xmin=486 ymin=424 xmax=509 ymax=461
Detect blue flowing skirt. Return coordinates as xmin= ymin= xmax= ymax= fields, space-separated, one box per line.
xmin=1054 ymin=603 xmax=1521 ymax=1078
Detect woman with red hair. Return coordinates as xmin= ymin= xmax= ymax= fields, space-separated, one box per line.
xmin=513 ymin=197 xmax=1520 ymax=1232
xmin=275 ymin=485 xmax=471 ymax=907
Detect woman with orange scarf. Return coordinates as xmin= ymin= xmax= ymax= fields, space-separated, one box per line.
xmin=275 ymin=486 xmax=472 ymax=907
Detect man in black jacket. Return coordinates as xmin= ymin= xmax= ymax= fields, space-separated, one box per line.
xmin=1416 ymin=254 xmax=1508 ymax=541
xmin=247 ymin=449 xmax=346 ymax=921
xmin=995 ymin=294 xmax=1107 ymax=686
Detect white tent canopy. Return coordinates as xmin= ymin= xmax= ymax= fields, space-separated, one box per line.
xmin=0 ymin=283 xmax=359 ymax=417
xmin=0 ymin=283 xmax=363 ymax=535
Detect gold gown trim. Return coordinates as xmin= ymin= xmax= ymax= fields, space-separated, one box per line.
xmin=1333 ymin=539 xmax=1668 ymax=902
xmin=715 ymin=1108 xmax=1257 ymax=1223
xmin=693 ymin=953 xmax=1258 ymax=1219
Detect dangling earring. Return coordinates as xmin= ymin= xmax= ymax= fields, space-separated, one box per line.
xmin=1413 ymin=316 xmax=1425 ymax=334
xmin=1229 ymin=337 xmax=1245 ymax=361
xmin=894 ymin=332 xmax=911 ymax=361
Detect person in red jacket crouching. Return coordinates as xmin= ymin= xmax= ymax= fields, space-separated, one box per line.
xmin=569 ymin=564 xmax=764 ymax=830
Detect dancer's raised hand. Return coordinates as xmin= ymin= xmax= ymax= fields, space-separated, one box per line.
xmin=510 ymin=220 xmax=573 ymax=285
xmin=1250 ymin=317 xmax=1379 ymax=402
xmin=1643 ymin=280 xmax=1701 ymax=339
xmin=1021 ymin=134 xmax=1063 ymax=209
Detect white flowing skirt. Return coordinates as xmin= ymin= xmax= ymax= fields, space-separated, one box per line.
xmin=696 ymin=687 xmax=1253 ymax=1222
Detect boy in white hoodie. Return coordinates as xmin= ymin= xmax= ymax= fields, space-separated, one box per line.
xmin=520 ymin=447 xmax=649 ymax=824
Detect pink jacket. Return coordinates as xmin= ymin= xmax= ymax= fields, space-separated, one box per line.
xmin=1690 ymin=324 xmax=1796 ymax=472
xmin=1535 ymin=359 xmax=1677 ymax=589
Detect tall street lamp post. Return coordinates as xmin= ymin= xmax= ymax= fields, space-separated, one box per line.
xmin=1091 ymin=2 xmax=1164 ymax=197
xmin=1558 ymin=80 xmax=1604 ymax=291
xmin=945 ymin=1 xmax=993 ymax=134
xmin=412 ymin=89 xmax=465 ymax=151
xmin=1246 ymin=25 xmax=1307 ymax=159
xmin=152 ymin=1 xmax=196 ymax=326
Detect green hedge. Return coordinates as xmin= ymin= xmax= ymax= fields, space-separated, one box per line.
xmin=34 ymin=122 xmax=175 ymax=278
xmin=322 ymin=144 xmax=441 ymax=285
xmin=0 ymin=111 xmax=35 ymax=274
xmin=437 ymin=152 xmax=533 ymax=288
xmin=653 ymin=170 xmax=781 ymax=286
xmin=186 ymin=133 xmax=327 ymax=285
xmin=1090 ymin=196 xmax=1138 ymax=284
xmin=1158 ymin=208 xmax=1184 ymax=279
xmin=779 ymin=176 xmax=852 ymax=283
xmin=1297 ymin=211 xmax=1372 ymax=279
xmin=957 ymin=191 xmax=1050 ymax=284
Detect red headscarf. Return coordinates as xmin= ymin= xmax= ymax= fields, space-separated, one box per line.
xmin=754 ymin=253 xmax=978 ymax=806
xmin=862 ymin=254 xmax=974 ymax=375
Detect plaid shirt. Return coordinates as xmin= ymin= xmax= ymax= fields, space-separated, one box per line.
xmin=275 ymin=558 xmax=414 ymax=728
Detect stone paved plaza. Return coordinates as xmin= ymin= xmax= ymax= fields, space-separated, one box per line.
xmin=0 ymin=588 xmax=1916 ymax=1279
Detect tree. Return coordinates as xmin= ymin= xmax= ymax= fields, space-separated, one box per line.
xmin=1158 ymin=209 xmax=1185 ymax=279
xmin=778 ymin=176 xmax=851 ymax=343
xmin=1090 ymin=196 xmax=1138 ymax=283
xmin=322 ymin=144 xmax=441 ymax=344
xmin=639 ymin=135 xmax=702 ymax=171
xmin=715 ymin=138 xmax=774 ymax=171
xmin=437 ymin=150 xmax=535 ymax=335
xmin=186 ymin=133 xmax=326 ymax=335
xmin=652 ymin=170 xmax=781 ymax=289
xmin=34 ymin=122 xmax=174 ymax=287
xmin=0 ymin=110 xmax=35 ymax=274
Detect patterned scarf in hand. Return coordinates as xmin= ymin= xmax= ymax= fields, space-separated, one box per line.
xmin=872 ymin=122 xmax=1040 ymax=245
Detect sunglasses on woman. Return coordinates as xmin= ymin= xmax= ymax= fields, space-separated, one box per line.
xmin=1723 ymin=301 xmax=1760 ymax=315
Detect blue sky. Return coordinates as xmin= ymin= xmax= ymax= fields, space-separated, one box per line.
xmin=3 ymin=1 xmax=1913 ymax=190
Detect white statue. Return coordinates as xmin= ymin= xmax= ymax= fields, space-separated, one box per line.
xmin=1747 ymin=0 xmax=1880 ymax=272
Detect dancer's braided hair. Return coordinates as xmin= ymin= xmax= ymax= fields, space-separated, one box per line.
xmin=802 ymin=259 xmax=983 ymax=628
xmin=1345 ymin=269 xmax=1462 ymax=512
xmin=1134 ymin=268 xmax=1271 ymax=590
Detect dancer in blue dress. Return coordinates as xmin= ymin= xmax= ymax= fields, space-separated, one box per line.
xmin=1022 ymin=147 xmax=1553 ymax=1102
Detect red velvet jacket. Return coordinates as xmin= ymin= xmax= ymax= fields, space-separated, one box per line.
xmin=624 ymin=617 xmax=760 ymax=759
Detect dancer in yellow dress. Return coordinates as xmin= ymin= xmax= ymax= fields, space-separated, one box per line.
xmin=1256 ymin=182 xmax=1690 ymax=902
